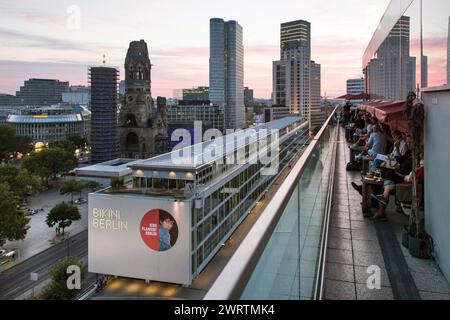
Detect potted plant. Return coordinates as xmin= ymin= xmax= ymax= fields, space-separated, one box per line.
xmin=110 ymin=177 xmax=126 ymax=191
xmin=402 ymin=92 xmax=431 ymax=259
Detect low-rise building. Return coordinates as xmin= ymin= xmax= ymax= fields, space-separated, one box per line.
xmin=88 ymin=117 xmax=310 ymax=285
xmin=5 ymin=104 xmax=90 ymax=147
xmin=75 ymin=158 xmax=138 ymax=186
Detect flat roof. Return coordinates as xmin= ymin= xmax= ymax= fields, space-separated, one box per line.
xmin=76 ymin=158 xmax=139 ymax=178
xmin=130 ymin=116 xmax=303 ymax=171
xmin=6 ymin=114 xmax=83 ymax=123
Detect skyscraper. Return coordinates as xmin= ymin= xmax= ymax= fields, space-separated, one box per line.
xmin=366 ymin=16 xmax=416 ymax=100
xmin=119 ymin=40 xmax=167 ymax=159
xmin=310 ymin=61 xmax=324 ymax=127
xmin=273 ymin=19 xmax=320 ymax=124
xmin=89 ymin=66 xmax=119 ymax=163
xmin=209 ymin=18 xmax=245 ymax=130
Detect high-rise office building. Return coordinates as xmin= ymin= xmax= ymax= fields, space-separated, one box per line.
xmin=366 ymin=16 xmax=416 ymax=100
xmin=244 ymin=87 xmax=254 ymax=107
xmin=310 ymin=61 xmax=324 ymax=127
xmin=119 ymin=40 xmax=167 ymax=159
xmin=209 ymin=18 xmax=245 ymax=130
xmin=346 ymin=78 xmax=365 ymax=95
xmin=273 ymin=19 xmax=320 ymax=125
xmin=15 ymin=78 xmax=69 ymax=106
xmin=89 ymin=66 xmax=120 ymax=163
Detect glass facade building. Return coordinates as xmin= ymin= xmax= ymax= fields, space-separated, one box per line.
xmin=89 ymin=66 xmax=120 ymax=164
xmin=209 ymin=18 xmax=245 ymax=130
xmin=89 ymin=117 xmax=310 ymax=284
xmin=273 ymin=19 xmax=321 ymax=125
xmin=363 ymin=0 xmax=450 ymax=99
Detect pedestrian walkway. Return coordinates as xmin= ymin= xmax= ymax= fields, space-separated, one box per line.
xmin=324 ymin=127 xmax=450 ymax=300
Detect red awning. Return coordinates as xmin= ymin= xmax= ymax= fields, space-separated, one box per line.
xmin=358 ymin=100 xmax=408 ymax=132
xmin=372 ymin=101 xmax=407 ymax=123
xmin=336 ymin=93 xmax=368 ymax=100
xmin=357 ymin=100 xmax=385 ymax=113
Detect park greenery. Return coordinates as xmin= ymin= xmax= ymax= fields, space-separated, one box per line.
xmin=0 ymin=124 xmax=33 ymax=161
xmin=22 ymin=147 xmax=77 ymax=187
xmin=38 ymin=256 xmax=86 ymax=300
xmin=0 ymin=129 xmax=90 ymax=248
xmin=46 ymin=203 xmax=81 ymax=236
xmin=0 ymin=164 xmax=42 ymax=200
xmin=60 ymin=180 xmax=85 ymax=204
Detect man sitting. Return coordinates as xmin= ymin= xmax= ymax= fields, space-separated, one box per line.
xmin=370 ymin=130 xmax=408 ymax=172
xmin=371 ymin=160 xmax=424 ymax=221
xmin=355 ymin=124 xmax=387 ymax=161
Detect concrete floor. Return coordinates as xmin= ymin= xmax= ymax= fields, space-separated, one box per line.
xmin=324 ymin=127 xmax=450 ymax=300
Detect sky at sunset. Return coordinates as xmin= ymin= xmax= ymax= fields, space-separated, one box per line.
xmin=0 ymin=0 xmax=433 ymax=99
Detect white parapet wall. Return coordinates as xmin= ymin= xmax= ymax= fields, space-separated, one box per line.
xmin=422 ymin=85 xmax=450 ymax=282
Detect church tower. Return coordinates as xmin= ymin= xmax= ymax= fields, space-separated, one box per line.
xmin=119 ymin=40 xmax=167 ymax=158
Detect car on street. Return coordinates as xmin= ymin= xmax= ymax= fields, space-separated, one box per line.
xmin=74 ymin=198 xmax=87 ymax=205
xmin=0 ymin=249 xmax=17 ymax=265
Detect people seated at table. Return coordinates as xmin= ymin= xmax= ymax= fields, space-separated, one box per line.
xmin=355 ymin=124 xmax=387 ymax=161
xmin=353 ymin=115 xmax=378 ymax=145
xmin=349 ymin=112 xmax=366 ymax=139
xmin=351 ymin=135 xmax=412 ymax=197
xmin=370 ymin=130 xmax=408 ymax=172
xmin=371 ymin=160 xmax=424 ymax=221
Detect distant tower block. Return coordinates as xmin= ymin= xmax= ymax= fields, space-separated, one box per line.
xmin=119 ymin=40 xmax=167 ymax=159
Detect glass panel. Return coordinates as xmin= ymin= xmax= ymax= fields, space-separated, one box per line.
xmin=241 ymin=124 xmax=336 ymax=300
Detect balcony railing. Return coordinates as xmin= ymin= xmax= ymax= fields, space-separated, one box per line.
xmin=204 ymin=108 xmax=339 ymax=300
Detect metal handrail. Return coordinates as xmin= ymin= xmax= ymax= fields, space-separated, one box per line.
xmin=313 ymin=117 xmax=339 ymax=299
xmin=204 ymin=108 xmax=338 ymax=300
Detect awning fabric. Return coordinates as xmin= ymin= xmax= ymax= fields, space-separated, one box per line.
xmin=336 ymin=93 xmax=368 ymax=100
xmin=358 ymin=100 xmax=408 ymax=132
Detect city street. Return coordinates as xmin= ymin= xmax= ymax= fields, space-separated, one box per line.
xmin=0 ymin=230 xmax=89 ymax=300
xmin=1 ymin=178 xmax=89 ymax=266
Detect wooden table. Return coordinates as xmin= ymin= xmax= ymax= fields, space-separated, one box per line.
xmin=361 ymin=176 xmax=384 ymax=216
xmin=349 ymin=145 xmax=366 ymax=162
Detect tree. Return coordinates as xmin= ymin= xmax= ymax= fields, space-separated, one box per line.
xmin=46 ymin=203 xmax=81 ymax=235
xmin=60 ymin=180 xmax=84 ymax=204
xmin=0 ymin=124 xmax=32 ymax=160
xmin=406 ymin=93 xmax=426 ymax=239
xmin=0 ymin=164 xmax=42 ymax=200
xmin=48 ymin=140 xmax=76 ymax=154
xmin=38 ymin=256 xmax=86 ymax=300
xmin=0 ymin=183 xmax=30 ymax=246
xmin=68 ymin=136 xmax=88 ymax=152
xmin=22 ymin=147 xmax=77 ymax=186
